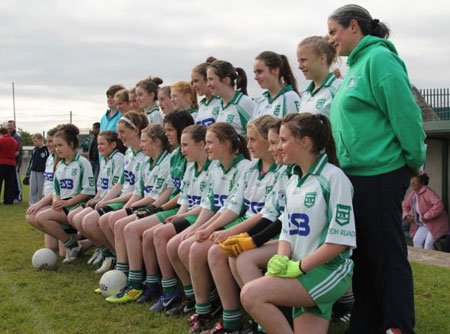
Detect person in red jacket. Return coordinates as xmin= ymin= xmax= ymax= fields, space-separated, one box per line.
xmin=402 ymin=172 xmax=450 ymax=249
xmin=0 ymin=127 xmax=19 ymax=204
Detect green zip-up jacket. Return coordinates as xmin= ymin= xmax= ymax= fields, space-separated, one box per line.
xmin=330 ymin=35 xmax=426 ymax=176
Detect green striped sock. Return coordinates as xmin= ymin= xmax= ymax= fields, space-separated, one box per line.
xmin=161 ymin=277 xmax=177 ymax=294
xmin=128 ymin=270 xmax=144 ymax=290
xmin=195 ymin=302 xmax=211 ymax=315
xmin=116 ymin=262 xmax=129 ymax=275
xmin=183 ymin=285 xmax=194 ymax=300
xmin=101 ymin=247 xmax=114 ymax=258
xmin=63 ymin=236 xmax=77 ymax=249
xmin=144 ymin=274 xmax=160 ymax=288
xmin=223 ymin=308 xmax=242 ymax=330
xmin=209 ymin=288 xmax=218 ymax=301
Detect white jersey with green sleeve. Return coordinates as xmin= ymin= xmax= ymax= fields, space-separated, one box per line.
xmin=178 ymin=159 xmax=212 ymax=210
xmin=134 ymin=150 xmax=170 ymax=200
xmin=253 ymin=85 xmax=301 ymax=119
xmin=226 ymin=159 xmax=279 ymax=218
xmin=146 ymin=106 xmax=164 ymax=125
xmin=53 ymin=153 xmax=96 ymax=199
xmin=165 ymin=146 xmax=187 ymax=195
xmin=43 ymin=154 xmax=55 ymax=196
xmin=196 ymin=96 xmax=222 ymax=127
xmin=97 ymin=149 xmax=124 ymax=198
xmin=261 ymin=165 xmax=294 ymax=222
xmin=200 ymin=155 xmax=250 ymax=213
xmin=120 ymin=148 xmax=147 ymax=195
xmin=216 ymin=91 xmax=255 ymax=136
xmin=280 ymin=154 xmax=356 ymax=263
xmin=185 ymin=108 xmax=198 ymax=123
xmin=299 ymin=73 xmax=342 ymax=118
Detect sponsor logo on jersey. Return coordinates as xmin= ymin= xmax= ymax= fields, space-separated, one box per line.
xmin=89 ymin=177 xmax=95 ymax=187
xmin=226 ymin=114 xmax=235 ymax=123
xmin=71 ymin=168 xmax=77 ymax=176
xmin=156 ymin=178 xmax=164 ymax=188
xmin=304 ymin=192 xmax=317 ymax=208
xmin=294 ymin=101 xmax=300 ymax=112
xmin=106 ymin=167 xmax=111 ymax=176
xmin=200 ymin=181 xmax=207 ymax=192
xmin=335 ymin=204 xmax=351 ymax=226
xmin=315 ymin=98 xmax=326 ymax=109
xmin=265 ymin=185 xmax=273 ymax=195
xmin=212 ymin=107 xmax=220 ymax=116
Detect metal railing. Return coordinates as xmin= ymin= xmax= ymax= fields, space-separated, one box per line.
xmin=419 ymin=88 xmax=450 ymax=121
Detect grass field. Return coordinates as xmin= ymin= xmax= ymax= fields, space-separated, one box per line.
xmin=1 ymin=187 xmax=450 ymax=333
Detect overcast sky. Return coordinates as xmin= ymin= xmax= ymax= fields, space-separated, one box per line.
xmin=1 ymin=0 xmax=449 ymax=133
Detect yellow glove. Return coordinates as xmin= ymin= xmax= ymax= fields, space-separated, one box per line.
xmin=219 ymin=236 xmax=256 ymax=257
xmin=265 ymin=254 xmax=289 ymax=276
xmin=221 ymin=233 xmax=250 ymax=246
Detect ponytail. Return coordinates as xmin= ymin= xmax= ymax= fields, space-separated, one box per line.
xmin=237 ymin=135 xmax=251 ymax=160
xmin=208 ymin=122 xmax=250 ymax=160
xmin=235 ymin=67 xmax=248 ymax=95
xmin=208 ymin=60 xmax=248 ymax=95
xmin=281 ymin=113 xmax=339 ymax=167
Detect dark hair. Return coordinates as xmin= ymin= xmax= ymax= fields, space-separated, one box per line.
xmin=106 ymin=84 xmax=125 ymax=97
xmin=0 ymin=128 xmax=8 ymax=135
xmin=329 ymin=4 xmax=390 ymax=39
xmin=47 ymin=128 xmax=58 ymax=137
xmin=182 ymin=124 xmax=207 ymax=143
xmin=255 ymin=51 xmax=299 ymax=95
xmin=281 ymin=113 xmax=339 ymax=167
xmin=416 ymin=172 xmax=430 ymax=186
xmin=192 ymin=56 xmax=217 ymax=80
xmin=54 ymin=123 xmax=80 ymax=149
xmin=93 ymin=122 xmax=100 ymax=129
xmin=163 ymin=110 xmax=195 ymax=145
xmin=208 ymin=60 xmax=248 ymax=95
xmin=142 ymin=124 xmax=170 ymax=152
xmin=207 ymin=122 xmax=251 ymax=160
xmin=136 ymin=76 xmax=163 ymax=101
xmin=269 ymin=120 xmax=282 ymax=134
xmin=118 ymin=110 xmax=149 ymax=134
xmin=98 ymin=130 xmax=126 ymax=154
xmin=298 ymin=36 xmax=338 ymax=67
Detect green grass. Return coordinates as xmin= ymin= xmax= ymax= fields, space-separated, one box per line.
xmin=1 ymin=186 xmax=450 ymax=333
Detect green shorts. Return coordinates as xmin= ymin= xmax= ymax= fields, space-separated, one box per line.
xmin=108 ymin=202 xmax=125 ymax=210
xmin=223 ymin=216 xmax=247 ymax=229
xmin=293 ymin=258 xmax=353 ymax=320
xmin=156 ymin=208 xmax=179 ymax=223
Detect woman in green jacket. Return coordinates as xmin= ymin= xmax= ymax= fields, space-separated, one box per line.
xmin=327 ymin=5 xmax=425 ymax=334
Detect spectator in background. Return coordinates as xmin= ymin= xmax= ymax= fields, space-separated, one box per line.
xmin=8 ymin=120 xmax=23 ymax=202
xmin=100 ymin=84 xmax=124 ymax=133
xmin=89 ymin=122 xmax=100 ymax=182
xmin=0 ymin=127 xmax=19 ymax=204
xmin=402 ymin=172 xmax=450 ymax=250
xmin=26 ymin=133 xmax=49 ymax=205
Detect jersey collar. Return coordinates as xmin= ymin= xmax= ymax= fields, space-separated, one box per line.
xmin=219 ymin=154 xmax=246 ymax=174
xmin=105 ymin=149 xmax=119 ymax=162
xmin=221 ymin=91 xmax=243 ymax=110
xmin=130 ymin=147 xmax=143 ymax=156
xmin=262 ymin=85 xmax=293 ymax=104
xmin=200 ymin=96 xmax=220 ymax=106
xmin=255 ymin=159 xmax=278 ymax=180
xmin=146 ymin=106 xmax=159 ymax=115
xmin=61 ymin=152 xmax=80 ymax=165
xmin=105 ymin=108 xmax=120 ymax=120
xmin=305 ymin=73 xmax=337 ymax=97
xmin=149 ymin=150 xmax=169 ymax=169
xmin=194 ymin=158 xmax=212 ymax=177
xmin=294 ymin=154 xmax=328 ymax=187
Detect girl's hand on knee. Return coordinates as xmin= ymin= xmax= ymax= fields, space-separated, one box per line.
xmin=195 ymin=228 xmax=211 ymax=242
xmin=211 ymin=230 xmax=230 ymax=244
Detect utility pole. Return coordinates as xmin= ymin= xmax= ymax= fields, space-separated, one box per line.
xmin=12 ymin=82 xmax=16 ymax=123
xmin=70 ymin=110 xmax=72 ymax=124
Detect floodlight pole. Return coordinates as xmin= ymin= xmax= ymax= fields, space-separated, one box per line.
xmin=12 ymin=82 xmax=16 ymax=123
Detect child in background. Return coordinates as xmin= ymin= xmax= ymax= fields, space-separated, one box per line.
xmin=27 ymin=133 xmax=49 ymax=205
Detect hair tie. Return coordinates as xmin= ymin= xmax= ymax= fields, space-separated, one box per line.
xmin=371 ymin=19 xmax=380 ymax=29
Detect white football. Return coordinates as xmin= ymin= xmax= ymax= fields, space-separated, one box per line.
xmin=99 ymin=270 xmax=127 ymax=297
xmin=32 ymin=248 xmax=58 ymax=270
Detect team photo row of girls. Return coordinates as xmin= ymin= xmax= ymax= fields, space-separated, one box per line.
xmin=26 ymin=5 xmax=426 ymax=334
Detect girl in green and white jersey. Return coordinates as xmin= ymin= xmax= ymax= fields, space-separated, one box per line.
xmin=192 ymin=57 xmax=222 ymax=127
xmin=253 ymin=51 xmax=301 ymax=119
xmin=136 ymin=76 xmax=165 ymax=125
xmin=30 ymin=124 xmax=95 ymax=263
xmin=171 ymin=81 xmax=199 ymax=121
xmin=207 ymin=60 xmax=255 ymax=136
xmin=297 ymin=36 xmax=342 ymax=118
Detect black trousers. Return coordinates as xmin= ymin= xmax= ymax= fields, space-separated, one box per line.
xmin=347 ymin=166 xmax=415 ymax=334
xmin=0 ymin=164 xmax=18 ymax=204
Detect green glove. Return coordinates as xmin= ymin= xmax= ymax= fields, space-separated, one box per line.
xmin=265 ymin=254 xmax=289 ymax=276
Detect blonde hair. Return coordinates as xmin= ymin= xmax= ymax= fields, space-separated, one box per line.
xmin=114 ymin=89 xmax=129 ymax=103
xmin=298 ymin=36 xmax=338 ymax=67
xmin=247 ymin=115 xmax=277 ymax=141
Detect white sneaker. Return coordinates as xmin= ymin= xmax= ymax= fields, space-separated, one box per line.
xmin=87 ymin=248 xmax=102 ymax=265
xmin=95 ymin=256 xmax=116 ymax=274
xmin=92 ymin=251 xmax=104 ymax=267
xmin=62 ymin=242 xmax=83 ymax=263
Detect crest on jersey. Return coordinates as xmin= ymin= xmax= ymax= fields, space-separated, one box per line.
xmin=89 ymin=177 xmax=95 ymax=187
xmin=226 ymin=114 xmax=235 ymax=123
xmin=335 ymin=204 xmax=352 ymax=226
xmin=71 ymin=168 xmax=77 ymax=176
xmin=40 ymin=152 xmax=46 ymax=158
xmin=106 ymin=167 xmax=111 ymax=176
xmin=265 ymin=186 xmax=273 ymax=195
xmin=315 ymin=98 xmax=326 ymax=109
xmin=212 ymin=107 xmax=220 ymax=116
xmin=347 ymin=76 xmax=360 ymax=90
xmin=200 ymin=181 xmax=207 ymax=192
xmin=273 ymin=105 xmax=281 ymax=116
xmin=156 ymin=178 xmax=164 ymax=188
xmin=304 ymin=192 xmax=317 ymax=208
